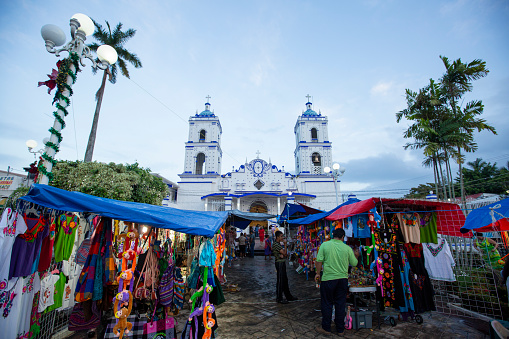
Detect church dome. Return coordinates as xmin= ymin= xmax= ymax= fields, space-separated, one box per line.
xmin=196 ymin=100 xmax=215 ymax=117
xmin=302 ymin=101 xmax=320 ymax=116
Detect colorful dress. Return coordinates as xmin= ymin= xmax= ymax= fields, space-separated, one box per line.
xmin=397 ymin=213 xmax=421 ymax=244
xmin=54 ymin=213 xmax=79 ymax=262
xmin=9 ymin=215 xmax=49 ymax=279
xmin=403 ymin=243 xmax=436 ymax=313
xmin=419 ymin=212 xmax=437 ymax=244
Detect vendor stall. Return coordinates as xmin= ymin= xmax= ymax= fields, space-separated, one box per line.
xmin=0 ymin=184 xmax=232 ymax=339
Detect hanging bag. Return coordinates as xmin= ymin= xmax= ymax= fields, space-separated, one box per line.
xmin=142 ymin=301 xmax=176 ymax=339
xmin=158 ymin=264 xmax=174 ymax=306
xmin=135 ymin=246 xmax=159 ymax=300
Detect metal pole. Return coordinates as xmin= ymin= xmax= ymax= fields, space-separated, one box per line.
xmin=332 ymin=175 xmax=339 ymax=206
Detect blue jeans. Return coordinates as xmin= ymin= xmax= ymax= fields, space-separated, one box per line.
xmin=250 ymin=241 xmax=255 ymax=257
xmin=320 ymin=278 xmax=348 ymax=332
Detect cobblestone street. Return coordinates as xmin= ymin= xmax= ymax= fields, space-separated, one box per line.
xmin=210 ymin=256 xmax=488 ymax=339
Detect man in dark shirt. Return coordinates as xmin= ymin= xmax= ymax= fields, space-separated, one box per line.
xmin=272 ymin=230 xmax=297 ymax=304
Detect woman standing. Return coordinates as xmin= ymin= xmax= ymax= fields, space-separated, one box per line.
xmin=259 ymin=227 xmax=265 ymax=243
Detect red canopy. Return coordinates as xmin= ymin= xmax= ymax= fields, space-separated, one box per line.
xmin=325 ymin=198 xmax=376 ymax=220
xmin=326 ymin=198 xmax=467 ymax=237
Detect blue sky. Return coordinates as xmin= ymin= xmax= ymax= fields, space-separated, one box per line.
xmin=1 ymin=0 xmax=508 ymax=198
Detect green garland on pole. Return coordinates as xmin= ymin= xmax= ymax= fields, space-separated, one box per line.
xmin=39 ymin=52 xmax=80 ymax=183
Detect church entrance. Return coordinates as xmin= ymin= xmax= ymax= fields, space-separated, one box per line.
xmin=248 ymin=200 xmax=268 ymax=252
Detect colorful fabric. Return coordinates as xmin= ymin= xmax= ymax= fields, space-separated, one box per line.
xmin=44 ymin=272 xmax=66 ymax=313
xmin=351 ymin=215 xmax=371 ymax=238
xmin=0 ymin=209 xmax=27 ymax=292
xmin=9 ymin=215 xmax=48 ymax=279
xmin=75 ymin=219 xmax=104 ymax=303
xmin=397 ymin=213 xmax=421 ymax=243
xmin=104 ymin=314 xmax=147 ymax=338
xmin=420 ymin=212 xmax=437 ymax=244
xmin=54 ymin=213 xmax=79 ymax=262
xmin=38 ymin=217 xmax=57 ymax=272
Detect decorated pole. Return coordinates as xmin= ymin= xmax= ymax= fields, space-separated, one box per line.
xmin=39 ymin=49 xmax=82 ymax=184
xmin=38 ymin=14 xmax=117 ymax=185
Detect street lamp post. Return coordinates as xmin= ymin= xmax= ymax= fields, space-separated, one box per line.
xmin=324 ymin=163 xmax=346 ymax=206
xmin=38 ymin=13 xmax=118 ymax=185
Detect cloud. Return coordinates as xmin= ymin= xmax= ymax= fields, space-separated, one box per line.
xmin=370 ymin=81 xmax=393 ymax=96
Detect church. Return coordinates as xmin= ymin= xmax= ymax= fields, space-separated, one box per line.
xmin=171 ymin=97 xmax=341 ymax=216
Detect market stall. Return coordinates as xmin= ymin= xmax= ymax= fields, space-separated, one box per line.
xmin=0 ymin=184 xmax=231 ymax=339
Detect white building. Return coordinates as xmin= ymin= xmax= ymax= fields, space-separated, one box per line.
xmin=175 ymin=98 xmax=340 ymax=215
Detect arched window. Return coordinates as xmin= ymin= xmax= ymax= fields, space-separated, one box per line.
xmin=312 ymin=152 xmax=321 ymax=166
xmin=199 ymin=129 xmax=206 ymax=142
xmin=311 ymin=128 xmax=318 ymax=141
xmin=196 ymin=153 xmax=205 ymax=174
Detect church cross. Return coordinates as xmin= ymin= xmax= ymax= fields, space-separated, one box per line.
xmin=256 ymin=150 xmax=261 ymax=159
xmin=206 ymin=95 xmax=211 ymax=102
xmin=306 ymin=94 xmax=311 ymax=102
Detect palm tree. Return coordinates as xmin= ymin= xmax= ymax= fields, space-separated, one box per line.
xmin=438 ymin=56 xmax=494 ymax=206
xmin=84 ymin=21 xmax=142 ymax=162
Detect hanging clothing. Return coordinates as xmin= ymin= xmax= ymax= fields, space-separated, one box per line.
xmin=373 ymin=227 xmax=405 ymax=309
xmin=9 ymin=214 xmax=49 ymax=279
xmin=60 ymin=256 xmax=82 ymax=311
xmin=44 ymin=272 xmax=66 ymax=313
xmin=0 ymin=208 xmax=27 ymax=292
xmin=398 ymin=250 xmax=415 ymax=313
xmin=38 ymin=217 xmax=57 ymax=272
xmin=0 ymin=273 xmax=41 ymax=339
xmin=38 ymin=274 xmax=61 ymax=312
xmin=419 ymin=212 xmax=438 ymax=244
xmin=397 ymin=213 xmax=421 ymax=244
xmin=423 ymin=238 xmax=456 ymax=282
xmin=403 ymin=243 xmax=436 ymax=313
xmin=54 ymin=213 xmax=79 ymax=262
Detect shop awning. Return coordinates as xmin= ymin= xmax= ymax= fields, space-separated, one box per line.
xmin=228 ymin=209 xmax=277 ymax=229
xmin=325 ymin=198 xmax=376 ymax=221
xmin=326 ymin=197 xmax=467 ymax=237
xmin=461 ymin=198 xmax=509 ymax=233
xmin=20 ymin=184 xmax=228 ymax=237
xmin=288 ymin=198 xmax=360 ymax=226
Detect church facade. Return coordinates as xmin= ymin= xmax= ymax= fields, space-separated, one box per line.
xmin=174 ymin=98 xmax=341 ymax=215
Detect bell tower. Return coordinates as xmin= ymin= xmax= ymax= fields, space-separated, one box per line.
xmin=181 ymin=98 xmax=222 ymax=176
xmin=294 ymin=96 xmax=332 ymax=175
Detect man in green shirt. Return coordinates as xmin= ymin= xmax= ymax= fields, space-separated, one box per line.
xmin=272 ymin=231 xmax=297 ymax=304
xmin=315 ymin=228 xmax=359 ymax=336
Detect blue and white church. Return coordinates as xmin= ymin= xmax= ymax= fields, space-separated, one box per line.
xmin=174 ymin=97 xmax=340 ymax=215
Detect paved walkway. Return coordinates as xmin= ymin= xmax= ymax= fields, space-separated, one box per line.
xmin=210 ymin=256 xmax=488 ymax=338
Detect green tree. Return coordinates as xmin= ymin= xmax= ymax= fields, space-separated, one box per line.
xmin=405 ymin=183 xmax=435 ymax=199
xmin=439 ymin=56 xmax=496 ymax=204
xmin=51 ymin=161 xmax=167 ymax=205
xmin=84 ymin=21 xmax=142 ymax=162
xmin=455 ymin=158 xmax=509 ymax=195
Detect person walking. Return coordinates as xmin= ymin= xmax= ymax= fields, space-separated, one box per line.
xmin=237 ymin=233 xmax=246 ymax=258
xmin=272 ymin=231 xmax=297 ymax=304
xmin=315 ymin=228 xmax=359 ymax=336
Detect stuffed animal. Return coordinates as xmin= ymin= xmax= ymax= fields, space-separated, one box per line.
xmin=113 ymin=291 xmax=133 ymax=339
xmin=202 ymin=301 xmax=216 ymax=339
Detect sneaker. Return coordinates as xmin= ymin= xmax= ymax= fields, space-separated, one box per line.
xmin=287 ymin=296 xmax=299 ymax=301
xmin=277 ymin=299 xmax=289 ymax=304
xmin=315 ymin=326 xmax=332 ymax=336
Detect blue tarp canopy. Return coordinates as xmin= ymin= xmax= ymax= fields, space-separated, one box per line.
xmin=228 ymin=210 xmax=277 ymax=230
xmin=20 ymin=184 xmax=228 ymax=237
xmin=287 ymin=198 xmax=360 ymax=226
xmin=461 ymin=198 xmax=509 ymax=233
xmin=278 ymin=203 xmax=323 ymax=223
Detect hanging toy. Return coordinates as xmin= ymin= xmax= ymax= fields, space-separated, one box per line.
xmin=202 ymin=301 xmax=216 ymax=339
xmin=113 ymin=291 xmax=133 ymax=339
